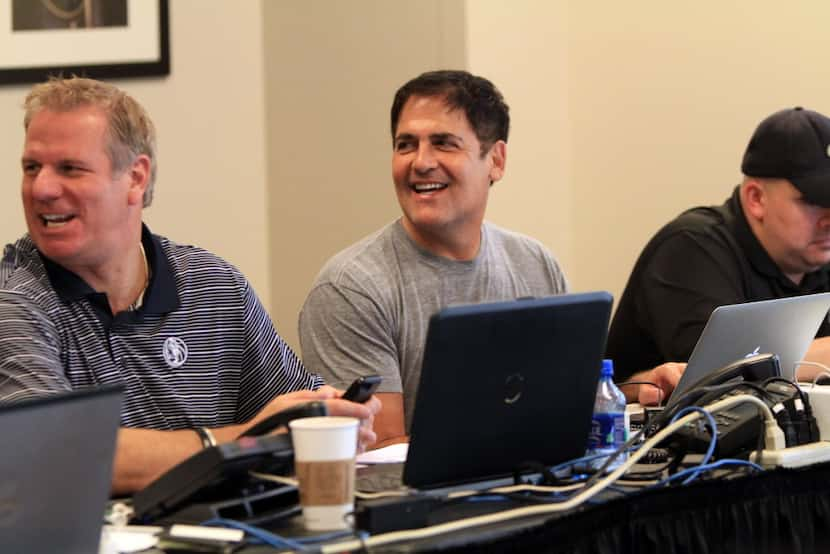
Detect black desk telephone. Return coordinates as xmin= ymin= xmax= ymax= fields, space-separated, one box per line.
xmin=132 ymin=401 xmax=328 ymax=525
xmin=132 ymin=374 xmax=382 ymax=525
xmin=655 ymin=353 xmax=803 ymax=459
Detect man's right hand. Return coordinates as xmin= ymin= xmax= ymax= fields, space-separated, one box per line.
xmin=622 ymin=362 xmax=686 ymax=405
xmin=228 ymin=386 xmax=381 ymax=450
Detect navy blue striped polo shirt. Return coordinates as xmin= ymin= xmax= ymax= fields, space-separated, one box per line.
xmin=0 ymin=224 xmax=322 ymax=429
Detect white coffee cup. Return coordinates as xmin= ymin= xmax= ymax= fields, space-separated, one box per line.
xmin=289 ymin=416 xmax=359 ymax=531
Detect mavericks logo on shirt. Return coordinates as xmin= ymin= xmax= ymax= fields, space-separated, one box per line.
xmin=163 ymin=337 xmax=188 ymax=369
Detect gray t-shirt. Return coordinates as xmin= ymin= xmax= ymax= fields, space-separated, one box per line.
xmin=299 ymin=219 xmax=568 ymax=431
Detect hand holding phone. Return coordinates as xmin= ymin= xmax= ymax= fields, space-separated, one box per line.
xmin=342 ymin=374 xmax=382 ymax=403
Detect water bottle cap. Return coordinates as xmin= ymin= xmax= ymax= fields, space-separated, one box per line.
xmin=600 ymin=359 xmax=614 ymax=377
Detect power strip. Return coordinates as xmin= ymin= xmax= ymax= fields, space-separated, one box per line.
xmin=749 ymin=441 xmax=830 ymax=469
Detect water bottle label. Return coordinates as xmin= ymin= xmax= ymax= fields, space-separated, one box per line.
xmin=587 ymin=412 xmax=626 ymax=449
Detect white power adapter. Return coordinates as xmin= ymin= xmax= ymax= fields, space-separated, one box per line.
xmin=800 ymin=383 xmax=830 ymax=440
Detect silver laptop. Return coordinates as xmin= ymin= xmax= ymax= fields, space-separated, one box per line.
xmin=0 ymin=386 xmax=123 ymax=554
xmin=669 ymin=293 xmax=830 ymax=403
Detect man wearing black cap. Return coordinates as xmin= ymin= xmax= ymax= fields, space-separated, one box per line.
xmin=607 ymin=107 xmax=830 ymax=383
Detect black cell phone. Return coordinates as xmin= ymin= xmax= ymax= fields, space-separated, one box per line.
xmin=342 ymin=374 xmax=382 ymax=403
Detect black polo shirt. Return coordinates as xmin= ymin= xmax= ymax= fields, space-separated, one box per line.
xmin=607 ymin=187 xmax=830 ymax=382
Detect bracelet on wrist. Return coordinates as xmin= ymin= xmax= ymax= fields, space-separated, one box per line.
xmin=194 ymin=427 xmax=217 ymax=449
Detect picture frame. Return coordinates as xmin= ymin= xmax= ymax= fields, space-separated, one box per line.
xmin=0 ymin=0 xmax=169 ymax=85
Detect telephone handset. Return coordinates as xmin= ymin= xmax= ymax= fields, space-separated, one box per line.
xmin=132 ymin=401 xmax=328 ymax=525
xmin=238 ymin=400 xmax=329 ymax=439
xmin=667 ymin=352 xmax=782 ymax=412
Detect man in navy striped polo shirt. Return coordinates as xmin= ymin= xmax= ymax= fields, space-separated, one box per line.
xmin=0 ymin=77 xmax=379 ymax=494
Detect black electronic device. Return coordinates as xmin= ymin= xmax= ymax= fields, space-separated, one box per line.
xmin=342 ymin=374 xmax=382 ymax=403
xmin=404 ymin=292 xmax=612 ymax=489
xmin=132 ymin=401 xmax=327 ymax=525
xmin=659 ymin=353 xmax=802 ymax=458
xmin=238 ymin=400 xmax=327 ymax=439
xmin=668 ymin=353 xmax=781 ymax=408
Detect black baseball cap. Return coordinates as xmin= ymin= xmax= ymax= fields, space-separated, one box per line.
xmin=741 ymin=107 xmax=830 ymax=208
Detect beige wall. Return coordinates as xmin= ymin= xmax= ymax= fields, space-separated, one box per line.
xmin=263 ymin=0 xmax=466 ymax=350
xmin=0 ymin=80 xmax=29 ymax=240
xmin=466 ymin=0 xmax=830 ymax=308
xmin=568 ymin=0 xmax=830 ymax=301
xmin=2 ymin=1 xmax=830 ymax=356
xmin=465 ymin=1 xmax=573 ymax=284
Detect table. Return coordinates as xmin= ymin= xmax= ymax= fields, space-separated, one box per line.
xmin=399 ymin=461 xmax=830 ymax=554
xmin=131 ymin=460 xmax=830 ymax=553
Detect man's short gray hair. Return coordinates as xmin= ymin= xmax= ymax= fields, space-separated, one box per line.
xmin=23 ymin=77 xmax=157 ymax=207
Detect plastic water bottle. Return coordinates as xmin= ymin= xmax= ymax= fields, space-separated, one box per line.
xmin=586 ymin=359 xmax=628 ymax=472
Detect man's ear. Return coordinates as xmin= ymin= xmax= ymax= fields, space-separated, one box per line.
xmin=127 ymin=155 xmax=151 ymax=206
xmin=488 ymin=140 xmax=507 ymax=183
xmin=741 ymin=178 xmax=768 ymax=221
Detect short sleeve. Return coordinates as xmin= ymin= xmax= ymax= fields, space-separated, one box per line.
xmin=299 ymin=282 xmax=402 ymax=394
xmin=236 ymin=281 xmax=322 ymax=421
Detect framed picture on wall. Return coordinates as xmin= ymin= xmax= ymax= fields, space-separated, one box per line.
xmin=0 ymin=0 xmax=170 ymax=85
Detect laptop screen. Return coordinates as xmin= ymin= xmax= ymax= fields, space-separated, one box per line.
xmin=403 ymin=292 xmax=612 ymax=489
xmin=668 ymin=292 xmax=830 ymax=404
xmin=0 ymin=386 xmax=123 ymax=553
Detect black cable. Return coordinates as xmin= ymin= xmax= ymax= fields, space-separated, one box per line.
xmin=651 ymin=381 xmax=775 ymax=434
xmin=695 ymin=381 xmax=775 ymax=406
xmin=622 ymin=459 xmax=674 ymax=481
xmin=778 ymin=370 xmax=821 ymax=443
xmin=763 ymin=376 xmax=805 ymax=403
xmin=637 ymin=447 xmax=671 ymax=465
xmin=583 ymin=425 xmax=648 ymax=488
xmin=445 ymin=491 xmax=564 ymax=508
xmin=771 ymin=404 xmax=797 ymax=447
xmin=512 ymin=461 xmax=559 ymax=487
xmin=762 ymin=377 xmax=814 ymax=444
xmin=617 ymin=380 xmax=664 ymax=404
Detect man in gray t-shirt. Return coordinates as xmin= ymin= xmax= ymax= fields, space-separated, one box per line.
xmin=300 ymin=219 xmax=567 ymax=435
xmin=300 ymin=70 xmax=566 ymax=447
xmin=300 ymin=70 xmax=681 ymax=447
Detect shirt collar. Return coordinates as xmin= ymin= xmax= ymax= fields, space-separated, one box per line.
xmin=41 ymin=223 xmax=180 ymax=321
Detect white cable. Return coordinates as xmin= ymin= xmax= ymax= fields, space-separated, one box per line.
xmin=317 ymin=394 xmax=777 ymax=553
xmin=252 ymin=469 xmax=416 ymax=500
xmin=794 ymin=360 xmax=830 ymax=384
xmin=249 ymin=471 xmax=297 ymax=488
xmin=615 ymin=478 xmax=661 ymax=487
xmin=447 ymin=482 xmax=585 ymax=499
xmin=355 ymin=489 xmax=414 ymax=500
xmin=795 ymin=360 xmax=830 ymax=387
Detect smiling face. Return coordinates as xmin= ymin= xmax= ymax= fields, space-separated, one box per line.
xmin=392 ymin=95 xmax=506 ymax=260
xmin=743 ymin=178 xmax=830 ymax=283
xmin=21 ymin=106 xmax=147 ymax=277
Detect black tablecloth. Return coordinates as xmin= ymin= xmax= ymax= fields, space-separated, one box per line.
xmin=436 ymin=462 xmax=830 ymax=554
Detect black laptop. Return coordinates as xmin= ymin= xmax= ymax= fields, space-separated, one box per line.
xmin=402 ymin=292 xmax=612 ymax=489
xmin=0 ymin=386 xmax=123 ymax=553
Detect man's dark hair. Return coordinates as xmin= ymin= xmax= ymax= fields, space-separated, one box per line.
xmin=390 ymin=70 xmax=510 ymax=157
